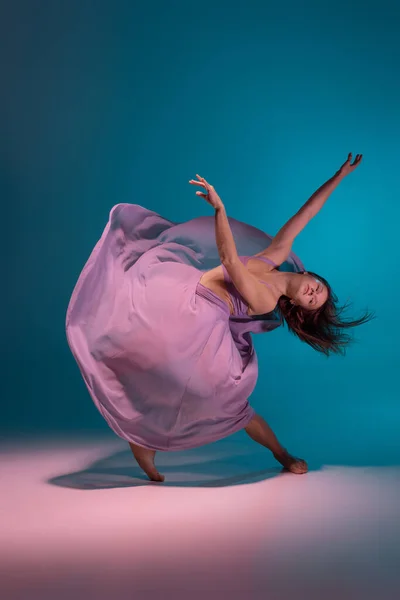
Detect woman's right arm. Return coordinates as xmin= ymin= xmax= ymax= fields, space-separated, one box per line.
xmin=255 ymin=153 xmax=362 ymax=265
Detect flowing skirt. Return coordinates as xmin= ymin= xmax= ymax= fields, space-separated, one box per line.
xmin=65 ymin=203 xmax=304 ymax=451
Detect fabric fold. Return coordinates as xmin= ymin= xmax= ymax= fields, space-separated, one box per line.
xmin=66 ymin=203 xmax=305 ymax=451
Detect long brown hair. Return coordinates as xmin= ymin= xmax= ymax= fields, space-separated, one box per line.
xmin=254 ymin=270 xmax=375 ymax=356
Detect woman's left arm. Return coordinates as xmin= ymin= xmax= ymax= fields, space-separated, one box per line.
xmin=255 ymin=152 xmax=363 ymax=265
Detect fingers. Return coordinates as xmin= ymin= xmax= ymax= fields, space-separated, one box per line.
xmin=190 ymin=175 xmax=214 ymax=190
xmin=195 ymin=191 xmax=208 ymax=199
xmin=196 ymin=174 xmax=214 ymax=189
xmin=351 ymin=153 xmax=363 ymax=167
xmin=346 ymin=153 xmax=363 ymax=168
xmin=197 ymin=175 xmax=209 ymax=188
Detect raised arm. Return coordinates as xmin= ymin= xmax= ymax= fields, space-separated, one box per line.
xmin=188 ymin=156 xmax=362 ymax=314
xmin=255 ymin=153 xmax=363 ymax=265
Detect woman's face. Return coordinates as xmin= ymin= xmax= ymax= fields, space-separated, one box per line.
xmin=293 ymin=273 xmax=329 ymax=310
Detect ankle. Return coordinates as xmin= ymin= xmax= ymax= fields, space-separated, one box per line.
xmin=272 ymin=447 xmax=288 ymax=459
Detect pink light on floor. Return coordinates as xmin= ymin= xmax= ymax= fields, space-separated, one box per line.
xmin=1 ymin=435 xmax=399 ymax=600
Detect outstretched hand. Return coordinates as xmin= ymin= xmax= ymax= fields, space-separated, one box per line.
xmin=337 ymin=152 xmax=363 ymax=177
xmin=189 ymin=175 xmax=224 ymax=210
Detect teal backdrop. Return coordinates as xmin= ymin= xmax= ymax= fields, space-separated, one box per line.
xmin=2 ymin=1 xmax=398 ymax=466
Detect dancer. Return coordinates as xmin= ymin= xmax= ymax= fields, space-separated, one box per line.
xmin=66 ymin=153 xmax=372 ymax=482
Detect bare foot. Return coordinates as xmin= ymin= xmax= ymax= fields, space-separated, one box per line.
xmin=273 ymin=449 xmax=308 ymax=474
xmin=129 ymin=442 xmax=165 ymax=482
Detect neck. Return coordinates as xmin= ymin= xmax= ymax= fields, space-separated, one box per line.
xmin=271 ymin=270 xmax=299 ymax=297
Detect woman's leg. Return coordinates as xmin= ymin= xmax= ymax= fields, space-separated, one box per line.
xmin=244 ymin=413 xmax=308 ymax=474
xmin=129 ymin=442 xmax=165 ymax=482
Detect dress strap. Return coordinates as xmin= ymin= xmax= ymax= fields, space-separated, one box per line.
xmin=222 ymin=256 xmax=275 ymax=289
xmin=221 ymin=263 xmax=229 ymax=283
xmin=251 ymin=255 xmax=277 ymax=267
xmin=242 ymin=256 xmax=273 ymax=288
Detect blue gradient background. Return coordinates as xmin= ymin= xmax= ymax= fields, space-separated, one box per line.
xmin=2 ymin=1 xmax=398 ymax=466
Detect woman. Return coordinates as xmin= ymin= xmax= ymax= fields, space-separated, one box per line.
xmin=66 ymin=153 xmax=372 ymax=482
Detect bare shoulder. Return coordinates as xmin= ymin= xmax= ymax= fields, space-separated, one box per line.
xmin=247 ymin=254 xmax=277 ymax=273
xmin=221 ymin=258 xmax=278 ymax=316
xmin=253 ymin=241 xmax=292 ymax=268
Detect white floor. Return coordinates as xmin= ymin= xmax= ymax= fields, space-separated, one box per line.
xmin=1 ymin=433 xmax=399 ymax=600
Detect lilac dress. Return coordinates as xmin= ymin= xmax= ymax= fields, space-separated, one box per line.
xmin=66 ymin=204 xmax=305 ymax=451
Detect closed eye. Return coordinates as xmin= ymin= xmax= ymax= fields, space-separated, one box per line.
xmin=309 ymin=286 xmax=321 ymax=304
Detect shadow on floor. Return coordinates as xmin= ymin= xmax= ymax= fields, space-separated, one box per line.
xmin=47 ymin=441 xmax=294 ymax=489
